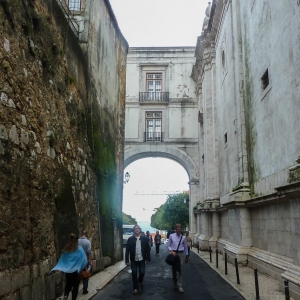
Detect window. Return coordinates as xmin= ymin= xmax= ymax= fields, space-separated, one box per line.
xmin=68 ymin=0 xmax=81 ymax=11
xmin=261 ymin=69 xmax=269 ymax=90
xmin=147 ymin=73 xmax=162 ymax=100
xmin=222 ymin=50 xmax=225 ymax=69
xmin=145 ymin=112 xmax=162 ymax=141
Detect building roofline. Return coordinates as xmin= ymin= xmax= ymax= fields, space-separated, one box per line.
xmin=129 ymin=46 xmax=196 ymax=50
xmin=105 ymin=0 xmax=129 ymax=50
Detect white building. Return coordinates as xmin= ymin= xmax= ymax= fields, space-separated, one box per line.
xmin=192 ymin=1 xmax=300 ymax=298
xmin=124 ymin=47 xmax=200 ymax=234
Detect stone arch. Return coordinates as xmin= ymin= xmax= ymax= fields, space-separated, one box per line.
xmin=124 ymin=144 xmax=199 ymax=181
xmin=124 ymin=144 xmax=200 ymax=235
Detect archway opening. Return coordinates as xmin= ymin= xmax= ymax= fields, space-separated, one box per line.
xmin=123 ymin=157 xmax=189 ymax=233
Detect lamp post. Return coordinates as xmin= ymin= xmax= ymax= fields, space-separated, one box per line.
xmin=124 ymin=172 xmax=130 ymax=184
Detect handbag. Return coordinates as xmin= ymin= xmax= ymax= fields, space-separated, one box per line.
xmin=165 ymin=235 xmax=183 ymax=266
xmin=79 ymin=267 xmax=92 ymax=280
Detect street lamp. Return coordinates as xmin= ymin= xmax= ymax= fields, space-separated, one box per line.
xmin=124 ymin=172 xmax=130 ymax=184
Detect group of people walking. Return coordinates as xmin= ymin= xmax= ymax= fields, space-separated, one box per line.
xmin=125 ymin=224 xmax=193 ymax=295
xmin=50 ymin=230 xmax=92 ymax=300
xmin=51 ymin=225 xmax=192 ymax=298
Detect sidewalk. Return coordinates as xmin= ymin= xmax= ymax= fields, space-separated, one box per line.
xmin=57 ymin=260 xmax=127 ymax=300
xmin=190 ymin=248 xmax=294 ymax=300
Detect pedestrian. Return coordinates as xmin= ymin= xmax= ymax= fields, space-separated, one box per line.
xmin=167 ymin=224 xmax=189 ymax=293
xmin=50 ymin=233 xmax=87 ymax=300
xmin=78 ymin=230 xmax=92 ymax=294
xmin=154 ymin=230 xmax=162 ymax=256
xmin=146 ymin=230 xmax=153 ymax=248
xmin=185 ymin=231 xmax=193 ymax=257
xmin=125 ymin=224 xmax=151 ymax=295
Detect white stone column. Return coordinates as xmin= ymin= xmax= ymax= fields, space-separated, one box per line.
xmin=189 ymin=180 xmax=199 ymax=238
xmin=240 ymin=208 xmax=252 ymax=247
xmin=198 ymin=212 xmax=210 ymax=250
xmin=194 ymin=213 xmax=201 ymax=245
xmin=209 ymin=212 xmax=220 ymax=250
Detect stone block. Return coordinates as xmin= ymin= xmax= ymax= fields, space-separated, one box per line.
xmin=20 ymin=285 xmax=32 ymax=300
xmin=32 ymin=264 xmax=39 ymax=278
xmin=11 ymin=266 xmax=30 ymax=292
xmin=32 ymin=277 xmax=43 ymax=300
xmin=45 ymin=273 xmax=57 ymax=300
xmin=103 ymin=256 xmax=111 ymax=268
xmin=2 ymin=292 xmax=18 ymax=300
xmin=39 ymin=259 xmax=50 ymax=276
xmin=0 ymin=270 xmax=12 ymax=297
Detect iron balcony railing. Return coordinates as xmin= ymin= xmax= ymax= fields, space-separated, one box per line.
xmin=55 ymin=0 xmax=80 ymax=39
xmin=144 ymin=132 xmax=163 ymax=142
xmin=139 ymin=92 xmax=169 ymax=102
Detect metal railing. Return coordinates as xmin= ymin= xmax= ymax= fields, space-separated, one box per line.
xmin=55 ymin=0 xmax=80 ymax=38
xmin=139 ymin=92 xmax=169 ymax=102
xmin=144 ymin=132 xmax=163 ymax=142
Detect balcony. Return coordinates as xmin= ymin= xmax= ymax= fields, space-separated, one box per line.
xmin=144 ymin=132 xmax=163 ymax=142
xmin=139 ymin=92 xmax=169 ymax=102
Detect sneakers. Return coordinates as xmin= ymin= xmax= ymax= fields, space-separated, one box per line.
xmin=173 ymin=283 xmax=179 ymax=290
xmin=82 ymin=290 xmax=88 ymax=294
xmin=139 ymin=282 xmax=144 ymax=289
xmin=179 ymin=287 xmax=184 ymax=293
xmin=133 ymin=289 xmax=138 ymax=295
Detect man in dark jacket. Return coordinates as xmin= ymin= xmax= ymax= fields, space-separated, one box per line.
xmin=125 ymin=224 xmax=151 ymax=295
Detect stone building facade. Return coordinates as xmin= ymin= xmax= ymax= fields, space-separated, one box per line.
xmin=192 ymin=0 xmax=300 ymax=298
xmin=124 ymin=47 xmax=200 ymax=234
xmin=0 ymin=0 xmax=127 ymax=299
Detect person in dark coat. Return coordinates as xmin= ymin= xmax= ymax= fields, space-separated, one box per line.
xmin=125 ymin=224 xmax=151 ymax=295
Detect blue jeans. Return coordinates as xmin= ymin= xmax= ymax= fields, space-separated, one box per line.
xmin=82 ymin=277 xmax=89 ymax=292
xmin=130 ymin=260 xmax=145 ymax=290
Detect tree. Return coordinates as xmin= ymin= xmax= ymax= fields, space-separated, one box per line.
xmin=150 ymin=193 xmax=189 ymax=230
xmin=122 ymin=212 xmax=137 ymax=225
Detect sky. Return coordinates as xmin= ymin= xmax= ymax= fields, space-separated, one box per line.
xmin=123 ymin=158 xmax=189 ymax=232
xmin=109 ymin=0 xmax=208 ymax=47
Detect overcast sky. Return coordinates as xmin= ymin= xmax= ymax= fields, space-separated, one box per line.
xmin=109 ymin=0 xmax=208 ymax=47
xmin=123 ymin=158 xmax=189 ymax=226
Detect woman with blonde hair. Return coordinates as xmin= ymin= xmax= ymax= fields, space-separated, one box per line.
xmin=50 ymin=233 xmax=87 ymax=300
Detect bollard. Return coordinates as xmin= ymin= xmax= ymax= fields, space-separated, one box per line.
xmin=198 ymin=244 xmax=199 ymax=253
xmin=284 ymin=280 xmax=290 ymax=300
xmin=209 ymin=246 xmax=212 ymax=263
xmin=225 ymin=253 xmax=228 ymax=275
xmin=216 ymin=249 xmax=218 ymax=268
xmin=254 ymin=269 xmax=260 ymax=300
xmin=234 ymin=258 xmax=240 ymax=284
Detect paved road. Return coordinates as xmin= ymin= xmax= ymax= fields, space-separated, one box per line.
xmin=92 ymin=244 xmax=245 ymax=300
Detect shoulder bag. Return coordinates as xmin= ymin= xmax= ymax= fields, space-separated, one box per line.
xmin=165 ymin=235 xmax=183 ymax=266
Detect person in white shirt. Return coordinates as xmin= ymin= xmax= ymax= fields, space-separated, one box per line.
xmin=125 ymin=225 xmax=151 ymax=295
xmin=167 ymin=224 xmax=189 ymax=293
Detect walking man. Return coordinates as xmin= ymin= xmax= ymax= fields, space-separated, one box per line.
xmin=146 ymin=231 xmax=153 ymax=248
xmin=154 ymin=230 xmax=162 ymax=256
xmin=125 ymin=224 xmax=151 ymax=295
xmin=168 ymin=224 xmax=189 ymax=293
xmin=78 ymin=230 xmax=92 ymax=294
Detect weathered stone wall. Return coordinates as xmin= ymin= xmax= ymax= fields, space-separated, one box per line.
xmin=0 ymin=0 xmax=127 ymax=298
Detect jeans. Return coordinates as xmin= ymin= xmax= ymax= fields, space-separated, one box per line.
xmin=155 ymin=243 xmax=160 ymax=254
xmin=64 ymin=271 xmax=80 ymax=300
xmin=171 ymin=252 xmax=185 ymax=288
xmin=130 ymin=260 xmax=145 ymax=290
xmin=82 ymin=277 xmax=89 ymax=292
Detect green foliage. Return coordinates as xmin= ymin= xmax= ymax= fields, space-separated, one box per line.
xmin=123 ymin=212 xmax=137 ymax=225
xmin=150 ymin=193 xmax=189 ymax=230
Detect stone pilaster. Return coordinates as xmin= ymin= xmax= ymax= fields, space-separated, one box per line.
xmin=189 ymin=179 xmax=200 ymax=237
xmin=209 ymin=212 xmax=220 ymax=250
xmin=198 ymin=212 xmax=210 ymax=250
